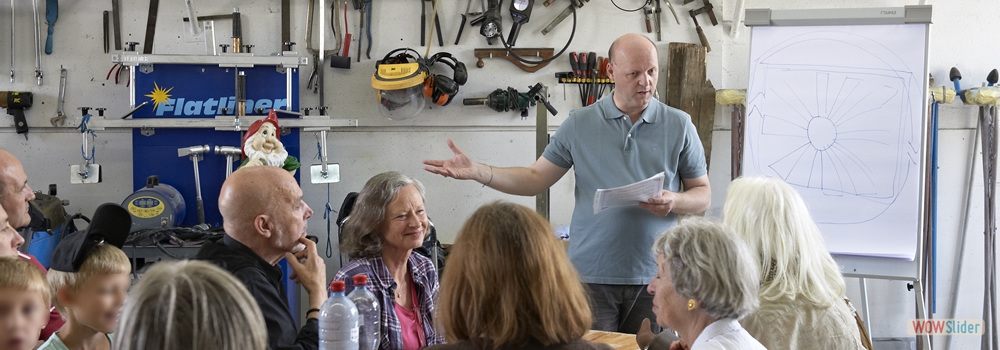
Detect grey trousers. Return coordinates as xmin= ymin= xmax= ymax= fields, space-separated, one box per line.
xmin=586 ymin=283 xmax=663 ymax=335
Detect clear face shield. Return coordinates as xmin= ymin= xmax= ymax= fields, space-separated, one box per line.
xmin=371 ymin=62 xmax=428 ymax=121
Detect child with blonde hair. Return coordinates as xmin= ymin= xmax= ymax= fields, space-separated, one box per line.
xmin=0 ymin=257 xmax=52 ymax=350
xmin=39 ymin=204 xmax=132 ymax=350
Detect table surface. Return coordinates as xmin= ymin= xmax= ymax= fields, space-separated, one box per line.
xmin=583 ymin=330 xmax=639 ymax=350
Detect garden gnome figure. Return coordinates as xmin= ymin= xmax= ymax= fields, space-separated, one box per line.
xmin=240 ymin=109 xmax=301 ymax=175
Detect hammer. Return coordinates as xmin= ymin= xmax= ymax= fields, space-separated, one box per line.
xmin=178 ymin=145 xmax=210 ymax=225
xmin=688 ymin=0 xmax=717 ymax=52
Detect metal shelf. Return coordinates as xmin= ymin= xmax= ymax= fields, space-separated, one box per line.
xmin=112 ymin=52 xmax=308 ymax=69
xmin=76 ymin=115 xmax=357 ymax=131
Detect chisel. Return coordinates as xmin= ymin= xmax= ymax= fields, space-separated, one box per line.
xmin=142 ymin=0 xmax=160 ymax=54
xmin=112 ymin=0 xmax=122 ymax=50
xmin=103 ymin=11 xmax=110 ymax=53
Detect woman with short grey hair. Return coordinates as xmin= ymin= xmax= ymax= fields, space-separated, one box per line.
xmin=113 ymin=260 xmax=267 ymax=350
xmin=335 ymin=171 xmax=444 ymax=350
xmin=647 ymin=218 xmax=765 ymax=350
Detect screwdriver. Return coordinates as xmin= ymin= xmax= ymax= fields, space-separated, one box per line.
xmin=570 ymin=52 xmax=583 ymax=104
xmin=587 ymin=52 xmax=596 ymax=105
xmin=597 ymin=56 xmax=606 ymax=98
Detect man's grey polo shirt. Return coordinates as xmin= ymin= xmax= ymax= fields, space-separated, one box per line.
xmin=541 ymin=93 xmax=707 ymax=285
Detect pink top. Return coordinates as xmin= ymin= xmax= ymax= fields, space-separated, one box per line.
xmin=395 ymin=283 xmax=426 ymax=350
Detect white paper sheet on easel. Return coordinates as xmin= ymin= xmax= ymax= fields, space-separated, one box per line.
xmin=744 ymin=24 xmax=927 ymax=260
xmin=593 ymin=172 xmax=665 ymax=214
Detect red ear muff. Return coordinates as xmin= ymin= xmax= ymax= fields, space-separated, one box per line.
xmin=423 ymin=77 xmax=435 ymax=98
xmin=434 ymin=93 xmax=450 ymax=106
xmin=431 ymin=75 xmax=460 ymax=106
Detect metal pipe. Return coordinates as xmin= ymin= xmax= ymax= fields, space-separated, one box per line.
xmin=185 ymin=0 xmax=200 ymax=35
xmin=319 ymin=130 xmax=329 ymax=175
xmin=81 ymin=131 xmax=89 ymax=163
xmin=859 ymin=278 xmax=871 ymax=345
xmin=535 ymin=85 xmax=549 ymax=220
xmin=31 ymin=0 xmax=42 ymax=85
xmin=944 ymin=115 xmax=980 ymax=350
xmin=729 ymin=0 xmax=746 ymax=40
xmin=319 ymin=0 xmax=326 ymax=106
xmin=286 ymin=67 xmax=293 ymax=111
xmin=192 ymin=156 xmax=205 ymax=224
xmin=129 ymin=64 xmax=135 ymax=107
xmin=10 ymin=0 xmax=15 ymax=83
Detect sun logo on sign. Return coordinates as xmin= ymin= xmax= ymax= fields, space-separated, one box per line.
xmin=144 ymin=82 xmax=174 ymax=110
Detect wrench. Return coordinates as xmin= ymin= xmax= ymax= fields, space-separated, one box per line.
xmin=50 ymin=67 xmax=67 ymax=126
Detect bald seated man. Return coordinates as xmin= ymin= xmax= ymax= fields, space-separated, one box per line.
xmin=0 ymin=149 xmax=65 ymax=340
xmin=0 ymin=149 xmax=36 ymax=232
xmin=424 ymin=33 xmax=710 ymax=334
xmin=195 ymin=166 xmax=325 ymax=350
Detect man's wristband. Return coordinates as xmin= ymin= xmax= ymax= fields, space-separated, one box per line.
xmin=306 ymin=308 xmax=321 ymax=318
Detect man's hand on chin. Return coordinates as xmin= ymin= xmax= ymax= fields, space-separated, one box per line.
xmin=284 ymin=237 xmax=328 ymax=308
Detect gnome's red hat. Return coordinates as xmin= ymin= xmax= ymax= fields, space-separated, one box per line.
xmin=242 ymin=109 xmax=281 ymax=158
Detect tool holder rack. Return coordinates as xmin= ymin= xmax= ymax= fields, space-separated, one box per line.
xmin=98 ymin=52 xmax=357 ymax=132
xmin=553 ymin=72 xmax=614 ymax=85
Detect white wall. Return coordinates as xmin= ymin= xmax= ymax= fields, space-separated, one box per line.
xmin=0 ymin=0 xmax=994 ymax=348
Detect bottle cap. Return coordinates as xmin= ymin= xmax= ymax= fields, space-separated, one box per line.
xmin=353 ymin=274 xmax=369 ymax=286
xmin=330 ymin=280 xmax=346 ymax=292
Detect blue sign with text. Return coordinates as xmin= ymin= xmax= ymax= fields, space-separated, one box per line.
xmin=132 ymin=64 xmax=300 ymax=228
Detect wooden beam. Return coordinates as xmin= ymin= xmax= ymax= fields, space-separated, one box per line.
xmin=698 ymin=79 xmax=716 ymax=172
xmin=664 ymin=42 xmax=714 ymax=171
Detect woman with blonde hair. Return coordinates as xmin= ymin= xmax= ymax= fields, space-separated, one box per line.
xmin=723 ymin=176 xmax=866 ymax=350
xmin=428 ymin=201 xmax=611 ymax=350
xmin=113 ymin=260 xmax=268 ymax=350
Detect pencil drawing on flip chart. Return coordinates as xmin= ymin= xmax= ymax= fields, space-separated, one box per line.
xmin=745 ymin=30 xmax=923 ymax=226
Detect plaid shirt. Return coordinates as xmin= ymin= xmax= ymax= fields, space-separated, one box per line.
xmin=335 ymin=253 xmax=445 ymax=350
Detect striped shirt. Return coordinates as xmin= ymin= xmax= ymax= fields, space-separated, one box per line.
xmin=335 ymin=253 xmax=444 ymax=350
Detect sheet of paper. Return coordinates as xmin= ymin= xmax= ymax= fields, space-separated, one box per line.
xmin=593 ymin=172 xmax=665 ymax=214
xmin=744 ymin=24 xmax=927 ymax=260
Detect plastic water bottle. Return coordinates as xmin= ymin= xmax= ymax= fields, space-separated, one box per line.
xmin=348 ymin=274 xmax=380 ymax=350
xmin=319 ymin=280 xmax=359 ymax=350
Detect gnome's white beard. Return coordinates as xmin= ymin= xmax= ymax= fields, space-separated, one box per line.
xmin=244 ymin=134 xmax=290 ymax=167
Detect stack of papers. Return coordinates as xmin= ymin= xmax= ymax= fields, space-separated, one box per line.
xmin=593 ymin=172 xmax=665 ymax=214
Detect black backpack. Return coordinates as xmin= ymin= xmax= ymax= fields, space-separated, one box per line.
xmin=19 ymin=188 xmax=87 ymax=254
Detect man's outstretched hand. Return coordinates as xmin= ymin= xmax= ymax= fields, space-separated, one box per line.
xmin=423 ymin=139 xmax=482 ymax=181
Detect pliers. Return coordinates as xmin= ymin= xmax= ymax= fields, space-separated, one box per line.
xmin=105 ymin=63 xmax=129 ymax=86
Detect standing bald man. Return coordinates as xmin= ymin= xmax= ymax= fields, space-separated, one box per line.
xmin=424 ymin=33 xmax=710 ymax=334
xmin=196 ymin=166 xmax=325 ymax=350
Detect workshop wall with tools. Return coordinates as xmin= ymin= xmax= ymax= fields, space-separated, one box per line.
xmin=0 ymin=0 xmax=995 ymax=347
